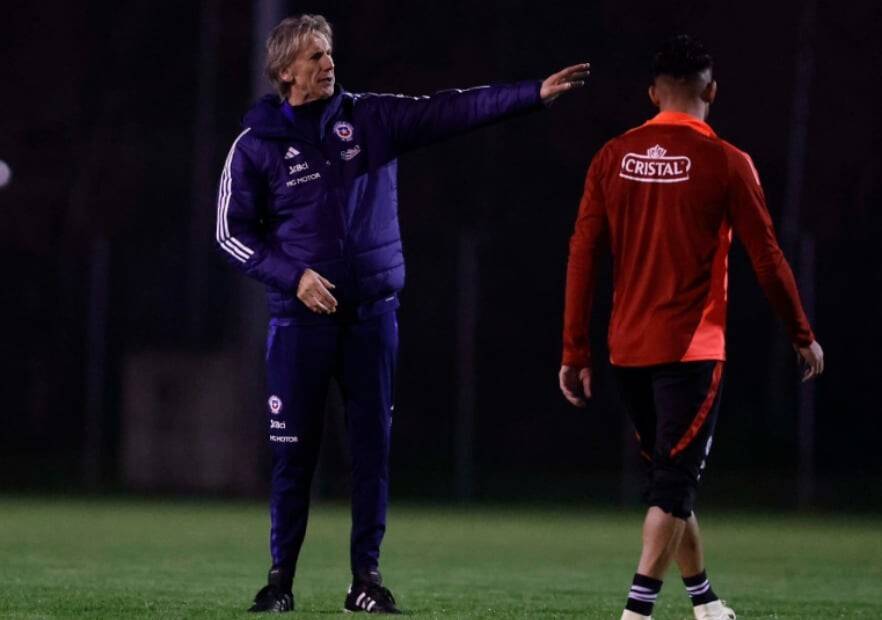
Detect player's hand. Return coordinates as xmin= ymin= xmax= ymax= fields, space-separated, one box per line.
xmin=795 ymin=340 xmax=824 ymax=382
xmin=297 ymin=268 xmax=338 ymax=314
xmin=540 ymin=63 xmax=590 ymax=105
xmin=559 ymin=365 xmax=592 ymax=407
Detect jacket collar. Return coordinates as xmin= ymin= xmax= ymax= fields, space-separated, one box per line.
xmin=643 ymin=111 xmax=716 ymax=138
xmin=242 ymin=85 xmax=347 ymax=142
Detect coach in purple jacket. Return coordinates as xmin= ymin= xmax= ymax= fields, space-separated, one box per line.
xmin=216 ymin=14 xmax=588 ymax=614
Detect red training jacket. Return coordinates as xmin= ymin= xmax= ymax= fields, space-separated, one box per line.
xmin=562 ymin=111 xmax=814 ymax=368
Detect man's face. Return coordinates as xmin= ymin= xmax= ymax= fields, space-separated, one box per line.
xmin=281 ymin=33 xmax=335 ymax=104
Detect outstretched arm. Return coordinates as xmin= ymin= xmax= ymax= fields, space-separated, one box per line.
xmin=540 ymin=63 xmax=591 ymax=105
xmin=369 ymin=63 xmax=589 ymax=154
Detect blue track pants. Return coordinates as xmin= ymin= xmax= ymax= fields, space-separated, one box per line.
xmin=264 ymin=309 xmax=397 ymax=575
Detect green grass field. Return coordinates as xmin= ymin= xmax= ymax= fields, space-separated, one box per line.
xmin=1 ymin=498 xmax=880 ymax=619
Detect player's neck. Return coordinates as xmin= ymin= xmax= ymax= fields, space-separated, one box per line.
xmin=657 ymin=101 xmax=707 ymax=122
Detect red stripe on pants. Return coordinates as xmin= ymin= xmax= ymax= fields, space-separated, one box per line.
xmin=670 ymin=361 xmax=723 ymax=458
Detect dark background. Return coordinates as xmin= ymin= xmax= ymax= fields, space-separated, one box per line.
xmin=1 ymin=0 xmax=879 ymax=510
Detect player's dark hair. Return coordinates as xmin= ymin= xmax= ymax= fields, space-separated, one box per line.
xmin=651 ymin=35 xmax=713 ymax=81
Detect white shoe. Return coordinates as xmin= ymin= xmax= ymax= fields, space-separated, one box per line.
xmin=620 ymin=610 xmax=652 ymax=620
xmin=693 ymin=599 xmax=736 ymax=620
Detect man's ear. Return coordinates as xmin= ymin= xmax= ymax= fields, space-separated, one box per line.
xmin=702 ymin=79 xmax=717 ymax=104
xmin=648 ymin=83 xmax=661 ymax=108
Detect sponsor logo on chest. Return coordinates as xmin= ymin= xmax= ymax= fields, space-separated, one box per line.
xmin=287 ymin=172 xmax=321 ymax=187
xmin=340 ymin=145 xmax=361 ymax=161
xmin=620 ymin=145 xmax=691 ymax=183
xmin=287 ymin=172 xmax=321 ymax=188
xmin=288 ymin=161 xmax=309 ymax=175
xmin=284 ymin=157 xmax=321 ymax=188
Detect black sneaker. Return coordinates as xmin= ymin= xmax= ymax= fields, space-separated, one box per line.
xmin=343 ymin=570 xmax=401 ymax=614
xmin=248 ymin=568 xmax=294 ymax=613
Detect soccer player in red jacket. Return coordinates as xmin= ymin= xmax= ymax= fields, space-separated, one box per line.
xmin=560 ymin=36 xmax=824 ymax=620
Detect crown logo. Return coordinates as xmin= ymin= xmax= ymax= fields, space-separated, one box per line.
xmin=646 ymin=144 xmax=667 ymax=159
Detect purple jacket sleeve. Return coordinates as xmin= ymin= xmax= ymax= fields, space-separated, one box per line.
xmin=370 ymin=80 xmax=543 ymax=154
xmin=215 ymin=129 xmax=306 ymax=292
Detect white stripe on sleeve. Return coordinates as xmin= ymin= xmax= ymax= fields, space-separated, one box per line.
xmin=216 ymin=128 xmax=256 ymax=263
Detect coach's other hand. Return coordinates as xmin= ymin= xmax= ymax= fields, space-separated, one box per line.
xmin=297 ymin=268 xmax=338 ymax=314
xmin=796 ymin=340 xmax=824 ymax=382
xmin=540 ymin=63 xmax=590 ymax=105
xmin=559 ymin=365 xmax=592 ymax=407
